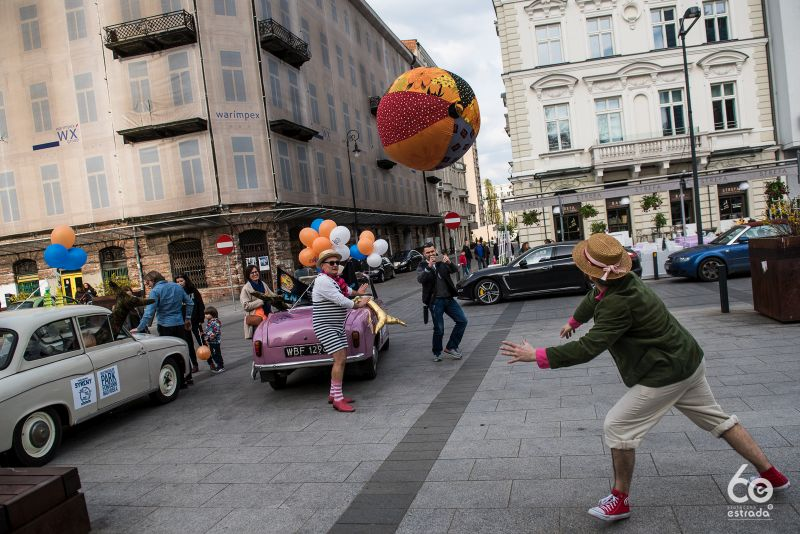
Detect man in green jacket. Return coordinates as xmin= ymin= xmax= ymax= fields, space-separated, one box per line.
xmin=501 ymin=233 xmax=790 ymax=522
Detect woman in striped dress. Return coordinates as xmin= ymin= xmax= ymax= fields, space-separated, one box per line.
xmin=312 ymin=249 xmax=370 ymax=412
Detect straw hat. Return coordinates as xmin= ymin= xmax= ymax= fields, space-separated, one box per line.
xmin=316 ymin=248 xmax=342 ymax=269
xmin=572 ymin=234 xmax=632 ymax=281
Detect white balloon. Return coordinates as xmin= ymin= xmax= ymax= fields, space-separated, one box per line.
xmin=373 ymin=239 xmax=388 ymax=256
xmin=330 ymin=226 xmax=350 ymax=246
xmin=366 ymin=253 xmax=382 ymax=268
xmin=335 ymin=244 xmax=350 ymax=261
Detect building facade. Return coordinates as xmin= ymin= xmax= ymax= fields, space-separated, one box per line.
xmin=494 ymin=0 xmax=784 ymax=246
xmin=0 ymin=0 xmax=478 ymax=303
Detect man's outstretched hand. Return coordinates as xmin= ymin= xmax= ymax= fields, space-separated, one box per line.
xmin=500 ymin=339 xmax=535 ymax=364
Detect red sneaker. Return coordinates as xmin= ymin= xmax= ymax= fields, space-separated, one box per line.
xmin=750 ymin=467 xmax=790 ymax=492
xmin=332 ymin=399 xmax=355 ymax=412
xmin=588 ymin=490 xmax=630 ymax=521
xmin=328 ymin=396 xmax=354 ymax=404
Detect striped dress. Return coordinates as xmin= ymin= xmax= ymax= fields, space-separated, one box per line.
xmin=312 ymin=274 xmax=354 ymax=354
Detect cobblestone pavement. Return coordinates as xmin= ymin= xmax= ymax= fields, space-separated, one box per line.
xmin=31 ymin=272 xmax=799 ymax=533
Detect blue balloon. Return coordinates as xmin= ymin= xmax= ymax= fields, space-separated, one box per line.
xmin=44 ymin=244 xmax=69 ymax=269
xmin=63 ymin=248 xmax=88 ymax=271
xmin=310 ymin=218 xmax=324 ymax=232
xmin=350 ymin=243 xmax=366 ymax=260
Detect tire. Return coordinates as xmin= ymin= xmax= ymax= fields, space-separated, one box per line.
xmin=698 ymin=258 xmax=724 ymax=282
xmin=269 ymin=374 xmax=288 ymax=390
xmin=378 ymin=271 xmax=385 ymax=283
xmin=149 ymin=357 xmax=181 ymax=405
xmin=358 ymin=340 xmax=379 ymax=379
xmin=12 ymin=408 xmax=62 ymax=467
xmin=474 ymin=279 xmax=502 ymax=305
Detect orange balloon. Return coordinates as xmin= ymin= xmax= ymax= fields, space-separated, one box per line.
xmin=299 ymin=247 xmax=316 ymax=267
xmin=51 ymin=225 xmax=76 ymax=248
xmin=312 ymin=236 xmax=332 ymax=255
xmin=318 ymin=219 xmax=337 ymax=238
xmin=357 ymin=238 xmax=374 ymax=256
xmin=359 ymin=230 xmax=375 ymax=243
xmin=196 ymin=346 xmax=211 ymax=361
xmin=299 ymin=227 xmax=318 ymax=247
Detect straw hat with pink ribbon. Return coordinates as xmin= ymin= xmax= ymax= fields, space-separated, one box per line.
xmin=571 ymin=233 xmax=632 ymax=281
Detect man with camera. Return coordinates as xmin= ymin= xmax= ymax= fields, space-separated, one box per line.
xmin=417 ymin=242 xmax=468 ymax=362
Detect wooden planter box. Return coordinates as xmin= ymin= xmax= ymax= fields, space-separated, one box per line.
xmin=749 ymin=235 xmax=800 ymax=322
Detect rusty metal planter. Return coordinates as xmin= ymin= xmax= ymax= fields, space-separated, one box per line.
xmin=749 ymin=236 xmax=800 ymax=322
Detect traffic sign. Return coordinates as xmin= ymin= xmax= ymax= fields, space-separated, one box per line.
xmin=216 ymin=234 xmax=234 ymax=255
xmin=444 ymin=212 xmax=461 ymax=230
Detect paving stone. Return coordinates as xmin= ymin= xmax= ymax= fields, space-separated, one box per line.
xmin=628 ymin=475 xmax=727 ymax=505
xmin=269 ymin=461 xmax=359 ymax=483
xmin=206 ymin=507 xmax=314 ymax=533
xmin=82 ymin=481 xmax=162 ymax=506
xmin=559 ymin=505 xmax=681 ymax=533
xmin=329 ymin=443 xmax=395 ymax=461
xmin=509 ymin=477 xmax=610 ymax=507
xmin=202 ymin=463 xmax=288 ymax=484
xmin=396 ymin=508 xmax=455 ymax=534
xmin=86 ymin=503 xmax=157 ymax=533
xmin=344 ymin=461 xmax=381 ymax=482
xmin=687 ymin=426 xmax=792 ymax=451
xmin=447 ymin=508 xmax=560 ymax=534
xmin=426 ymin=459 xmax=475 ymax=481
xmin=138 ymin=482 xmax=227 ymax=508
xmin=75 ymin=463 xmax=161 ymax=483
xmin=295 ymin=507 xmax=347 ymax=534
xmin=560 ymin=453 xmax=659 ymax=478
xmin=736 ymin=410 xmax=800 ymax=428
xmin=410 ymin=481 xmax=512 ymax=508
xmin=524 ymin=406 xmax=598 ymax=422
xmin=519 ymin=436 xmax=604 ymax=457
xmin=672 ymin=503 xmax=800 ymax=533
xmin=439 ymin=439 xmax=520 ymax=459
xmin=211 ymin=483 xmax=300 ymax=508
xmin=651 ymin=450 xmax=753 ymax=476
xmin=135 ymin=506 xmax=233 ymax=534
xmin=282 ymin=482 xmax=363 ymax=509
xmin=139 ymin=447 xmax=217 ymax=464
xmin=470 ymin=456 xmax=560 ymax=480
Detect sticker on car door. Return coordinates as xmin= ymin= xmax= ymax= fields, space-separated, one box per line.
xmin=97 ymin=365 xmax=121 ymax=399
xmin=71 ymin=374 xmax=97 ymax=409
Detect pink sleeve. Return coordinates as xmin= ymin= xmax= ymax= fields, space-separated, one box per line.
xmin=568 ymin=317 xmax=582 ymax=330
xmin=535 ymin=347 xmax=550 ymax=369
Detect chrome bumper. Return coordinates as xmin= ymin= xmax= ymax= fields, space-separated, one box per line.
xmin=253 ymin=352 xmax=368 ymax=372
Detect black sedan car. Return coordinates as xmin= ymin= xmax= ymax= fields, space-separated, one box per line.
xmin=366 ymin=257 xmax=396 ymax=283
xmin=390 ymin=249 xmax=424 ymax=273
xmin=456 ymin=241 xmax=642 ymax=305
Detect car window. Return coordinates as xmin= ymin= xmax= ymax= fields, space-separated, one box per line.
xmin=0 ymin=330 xmax=18 ymax=370
xmin=78 ymin=314 xmax=118 ymax=348
xmin=523 ymin=247 xmax=552 ymax=264
xmin=410 ymin=251 xmax=422 ymax=259
xmin=554 ymin=245 xmax=575 ymax=259
xmin=743 ymin=226 xmax=779 ymax=239
xmin=24 ymin=319 xmax=80 ymax=361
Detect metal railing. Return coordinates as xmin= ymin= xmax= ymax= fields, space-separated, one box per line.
xmin=104 ymin=10 xmax=195 ymax=43
xmin=257 ymin=18 xmax=310 ymax=58
xmin=591 ymin=132 xmax=707 ymax=165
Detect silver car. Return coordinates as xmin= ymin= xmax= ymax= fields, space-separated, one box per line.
xmin=0 ymin=306 xmax=190 ymax=466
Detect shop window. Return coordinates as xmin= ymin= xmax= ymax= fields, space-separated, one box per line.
xmin=605 ymin=198 xmax=631 ymax=234
xmin=13 ymin=259 xmax=39 ymax=295
xmin=99 ymin=246 xmax=128 ymax=284
xmin=718 ymin=184 xmax=747 ymax=220
xmin=670 ymin=188 xmax=694 ymax=225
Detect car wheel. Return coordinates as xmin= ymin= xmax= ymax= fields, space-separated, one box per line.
xmin=474 ymin=279 xmax=501 ymax=305
xmin=269 ymin=374 xmax=288 ymax=390
xmin=150 ymin=357 xmax=181 ymax=405
xmin=12 ymin=407 xmax=62 ymax=467
xmin=698 ymin=258 xmax=723 ymax=282
xmin=378 ymin=271 xmax=385 ymax=283
xmin=358 ymin=340 xmax=379 ymax=379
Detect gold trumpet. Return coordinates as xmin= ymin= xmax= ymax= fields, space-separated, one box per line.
xmin=355 ymin=298 xmax=407 ymax=334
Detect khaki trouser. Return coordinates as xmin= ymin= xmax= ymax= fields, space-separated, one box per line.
xmin=604 ymin=361 xmax=739 ymax=449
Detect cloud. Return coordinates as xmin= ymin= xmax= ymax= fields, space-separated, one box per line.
xmin=369 ymin=1 xmax=511 ymax=184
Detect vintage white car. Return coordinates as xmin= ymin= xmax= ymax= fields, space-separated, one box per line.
xmin=0 ymin=306 xmax=190 ymax=466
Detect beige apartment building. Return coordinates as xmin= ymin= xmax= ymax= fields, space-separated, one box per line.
xmin=0 ymin=0 xmax=478 ymax=302
xmin=494 ymin=0 xmax=792 ymax=246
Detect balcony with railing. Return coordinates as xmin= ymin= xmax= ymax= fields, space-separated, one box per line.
xmin=269 ymin=119 xmax=317 ymax=142
xmin=590 ymin=130 xmax=710 ymax=169
xmin=369 ymin=96 xmax=381 ymax=116
xmin=104 ymin=10 xmax=196 ymax=59
xmin=258 ymin=18 xmax=310 ymax=68
xmin=117 ymin=117 xmax=207 ymax=144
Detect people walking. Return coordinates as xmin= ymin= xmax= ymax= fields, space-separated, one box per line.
xmin=461 ymin=239 xmax=473 ymax=272
xmin=202 ymin=306 xmax=225 ymax=374
xmin=417 ymin=242 xmax=468 ymax=362
xmin=312 ymin=249 xmax=371 ymax=412
xmin=240 ymin=265 xmax=276 ymax=340
xmin=492 ymin=240 xmax=499 ymax=263
xmin=175 ymin=273 xmax=210 ymax=369
xmin=76 ymin=282 xmax=96 ymax=304
xmin=474 ymin=240 xmax=485 ymax=270
xmin=132 ymin=271 xmax=196 ymax=385
xmin=458 ymin=250 xmax=469 ymax=278
xmin=500 ymin=233 xmax=790 ymax=522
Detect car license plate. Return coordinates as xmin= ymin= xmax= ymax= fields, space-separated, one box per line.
xmin=284 ymin=344 xmax=325 ymax=357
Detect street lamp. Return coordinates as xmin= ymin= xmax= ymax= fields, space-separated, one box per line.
xmin=680 ymin=6 xmax=703 ymax=243
xmin=346 ymin=129 xmax=361 ymax=234
xmin=679 ymin=175 xmax=688 ymax=237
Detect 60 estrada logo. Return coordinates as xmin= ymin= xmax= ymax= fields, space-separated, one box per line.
xmin=727 ymin=464 xmax=773 ymax=521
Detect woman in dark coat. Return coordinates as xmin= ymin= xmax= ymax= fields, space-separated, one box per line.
xmin=175 ymin=273 xmax=206 ymax=347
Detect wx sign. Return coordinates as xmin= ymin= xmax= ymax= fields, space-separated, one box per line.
xmin=56 ymin=124 xmax=80 ymax=144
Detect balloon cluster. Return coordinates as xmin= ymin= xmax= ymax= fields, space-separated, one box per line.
xmin=43 ymin=225 xmax=88 ymax=271
xmin=298 ymin=218 xmax=389 ymax=269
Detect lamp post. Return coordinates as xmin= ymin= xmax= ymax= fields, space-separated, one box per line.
xmin=345 ymin=129 xmax=361 ymax=234
xmin=679 ymin=6 xmax=703 ymax=244
xmin=679 ymin=175 xmax=687 ymax=237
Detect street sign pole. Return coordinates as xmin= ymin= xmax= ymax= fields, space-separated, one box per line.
xmin=227 ymin=255 xmax=235 ymax=307
xmin=216 ymin=234 xmax=236 ymax=309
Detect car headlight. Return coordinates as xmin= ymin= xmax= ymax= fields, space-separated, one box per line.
xmin=672 ymin=256 xmax=691 ymax=262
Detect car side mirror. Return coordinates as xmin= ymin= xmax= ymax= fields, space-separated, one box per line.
xmin=518 ymin=260 xmax=527 ymax=268
xmin=736 ymin=236 xmax=750 ymax=244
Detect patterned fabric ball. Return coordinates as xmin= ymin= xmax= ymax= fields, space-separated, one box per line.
xmin=377 ymin=67 xmax=481 ymax=171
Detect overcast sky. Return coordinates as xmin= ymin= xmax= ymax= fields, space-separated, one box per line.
xmin=368 ymin=0 xmax=511 ymax=185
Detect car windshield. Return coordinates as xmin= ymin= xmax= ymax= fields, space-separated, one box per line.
xmin=710 ymin=225 xmax=746 ymax=245
xmin=0 ymin=330 xmax=17 ymax=370
xmin=390 ymin=250 xmax=410 ymax=261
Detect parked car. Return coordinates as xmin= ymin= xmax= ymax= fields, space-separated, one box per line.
xmin=251 ymin=277 xmax=390 ymax=390
xmin=0 ymin=306 xmax=190 ymax=466
xmin=665 ymin=223 xmax=783 ymax=281
xmin=390 ymin=249 xmax=424 ymax=273
xmin=456 ymin=241 xmax=642 ymax=305
xmin=367 ymin=257 xmax=396 ymax=283
xmin=4 ymin=295 xmax=80 ymax=311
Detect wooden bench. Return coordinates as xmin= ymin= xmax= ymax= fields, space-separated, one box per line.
xmin=0 ymin=467 xmax=89 ymax=534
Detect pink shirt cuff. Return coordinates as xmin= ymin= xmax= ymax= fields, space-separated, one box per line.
xmin=567 ymin=317 xmax=582 ymax=330
xmin=535 ymin=347 xmax=550 ymax=369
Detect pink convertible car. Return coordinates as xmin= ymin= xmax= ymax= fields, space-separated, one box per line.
xmin=250 ymin=277 xmax=390 ymax=390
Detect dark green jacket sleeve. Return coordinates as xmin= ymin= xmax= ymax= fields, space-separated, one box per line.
xmin=573 ymin=288 xmax=599 ymax=324
xmin=547 ymin=300 xmax=631 ymax=368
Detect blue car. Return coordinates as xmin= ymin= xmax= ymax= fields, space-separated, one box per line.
xmin=665 ymin=223 xmax=783 ymax=282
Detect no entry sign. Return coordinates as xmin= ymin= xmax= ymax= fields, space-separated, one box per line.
xmin=216 ymin=234 xmax=234 ymax=255
xmin=444 ymin=212 xmax=461 ymax=230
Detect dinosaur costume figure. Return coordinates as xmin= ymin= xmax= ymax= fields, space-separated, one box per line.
xmin=108 ymin=281 xmax=154 ymax=336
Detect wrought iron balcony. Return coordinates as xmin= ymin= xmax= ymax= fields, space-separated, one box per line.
xmin=269 ymin=119 xmax=317 ymax=142
xmin=258 ymin=18 xmax=311 ymax=68
xmin=369 ymin=96 xmax=381 ymax=116
xmin=376 ymin=159 xmax=395 ymax=169
xmin=117 ymin=117 xmax=207 ymax=144
xmin=104 ymin=10 xmax=196 ymax=59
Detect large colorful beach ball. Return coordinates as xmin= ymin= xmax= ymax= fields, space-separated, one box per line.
xmin=376 ymin=67 xmax=481 ymax=171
